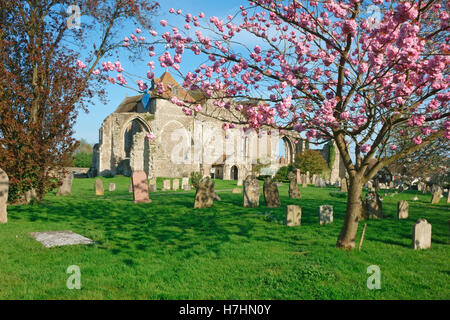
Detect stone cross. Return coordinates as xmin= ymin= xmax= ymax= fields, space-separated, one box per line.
xmin=286 ymin=205 xmax=301 ymax=226
xmin=413 ymin=219 xmax=432 ymax=250
xmin=57 ymin=171 xmax=73 ymax=196
xmin=263 ymin=177 xmax=280 ymax=208
xmin=397 ymin=200 xmax=409 ymax=219
xmin=243 ymin=175 xmax=260 ymax=208
xmin=95 ymin=179 xmax=104 ymax=196
xmin=132 ymin=171 xmax=151 ymax=203
xmin=288 ymin=171 xmax=301 ymax=199
xmin=194 ymin=177 xmax=215 ymax=208
xmin=319 ymin=205 xmax=334 ymax=225
xmin=0 ymin=168 xmax=9 ymax=224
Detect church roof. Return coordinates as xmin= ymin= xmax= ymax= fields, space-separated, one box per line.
xmin=114 ymin=94 xmax=143 ymax=113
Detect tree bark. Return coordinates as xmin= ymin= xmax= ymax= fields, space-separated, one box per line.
xmin=337 ymin=176 xmax=363 ymax=250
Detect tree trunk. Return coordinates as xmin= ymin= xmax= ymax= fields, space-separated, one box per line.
xmin=337 ymin=176 xmax=363 ymax=250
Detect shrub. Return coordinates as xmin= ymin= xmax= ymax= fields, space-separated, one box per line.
xmin=73 ymin=152 xmax=92 ymax=168
xmin=295 ymin=150 xmax=328 ymax=175
xmin=274 ymin=165 xmax=294 ymax=182
xmin=190 ymin=171 xmax=203 ymax=188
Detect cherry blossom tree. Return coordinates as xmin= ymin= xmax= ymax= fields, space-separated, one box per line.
xmin=107 ymin=0 xmax=449 ymax=249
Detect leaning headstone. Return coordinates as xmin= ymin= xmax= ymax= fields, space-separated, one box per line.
xmin=163 ymin=179 xmax=171 ymax=191
xmin=108 ymin=183 xmax=116 ymax=192
xmin=57 ymin=172 xmax=73 ymax=196
xmin=232 ymin=188 xmax=242 ymax=194
xmin=95 ymin=179 xmax=104 ymax=196
xmin=182 ymin=177 xmax=189 ymax=188
xmin=132 ymin=171 xmax=151 ymax=203
xmin=340 ymin=178 xmax=348 ymax=192
xmin=413 ymin=219 xmax=432 ymax=250
xmin=263 ymin=177 xmax=281 ymax=208
xmin=431 ymin=186 xmax=442 ymax=204
xmin=194 ymin=177 xmax=215 ymax=208
xmin=286 ymin=205 xmax=301 ymax=227
xmin=288 ymin=171 xmax=301 ymax=199
xmin=0 ymin=168 xmax=8 ymax=224
xmin=319 ymin=205 xmax=334 ymax=225
xmin=362 ymin=191 xmax=383 ymax=219
xmin=397 ymin=200 xmax=409 ymax=219
xmin=172 ymin=179 xmax=180 ymax=191
xmin=243 ymin=175 xmax=260 ymax=208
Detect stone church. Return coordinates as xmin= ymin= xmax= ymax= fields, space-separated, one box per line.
xmin=90 ymin=72 xmax=345 ymax=183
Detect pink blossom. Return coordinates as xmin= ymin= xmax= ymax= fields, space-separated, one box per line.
xmin=361 ymin=144 xmax=371 ymax=153
xmin=145 ymin=132 xmax=155 ymax=141
xmin=160 ymin=20 xmax=167 ymax=26
xmin=412 ymin=136 xmax=423 ymax=145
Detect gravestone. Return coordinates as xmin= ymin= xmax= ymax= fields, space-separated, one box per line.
xmin=263 ymin=177 xmax=281 ymax=208
xmin=30 ymin=230 xmax=95 ymax=248
xmin=163 ymin=179 xmax=171 ymax=191
xmin=108 ymin=183 xmax=116 ymax=192
xmin=232 ymin=188 xmax=241 ymax=194
xmin=182 ymin=177 xmax=189 ymax=188
xmin=301 ymin=174 xmax=307 ymax=188
xmin=194 ymin=177 xmax=215 ymax=208
xmin=128 ymin=182 xmax=133 ymax=193
xmin=362 ymin=191 xmax=383 ymax=219
xmin=149 ymin=184 xmax=157 ymax=192
xmin=313 ymin=174 xmax=319 ymax=186
xmin=366 ymin=181 xmax=374 ymax=191
xmin=397 ymin=200 xmax=409 ymax=219
xmin=319 ymin=178 xmax=326 ymax=188
xmin=431 ymin=186 xmax=442 ymax=204
xmin=417 ymin=182 xmax=425 ymax=192
xmin=237 ymin=179 xmax=243 ymax=186
xmin=296 ymin=169 xmax=301 ymax=184
xmin=132 ymin=171 xmax=151 ymax=203
xmin=447 ymin=191 xmax=450 ymax=204
xmin=182 ymin=185 xmax=191 ymax=191
xmin=306 ymin=171 xmax=310 ymax=184
xmin=243 ymin=175 xmax=260 ymax=208
xmin=412 ymin=195 xmax=419 ymax=201
xmin=0 ymin=168 xmax=8 ymax=224
xmin=319 ymin=205 xmax=333 ymax=225
xmin=288 ymin=171 xmax=301 ymax=199
xmin=412 ymin=219 xmax=432 ymax=250
xmin=341 ymin=178 xmax=348 ymax=192
xmin=286 ymin=205 xmax=301 ymax=227
xmin=56 ymin=172 xmax=73 ymax=196
xmin=95 ymin=179 xmax=104 ymax=196
xmin=172 ymin=179 xmax=180 ymax=191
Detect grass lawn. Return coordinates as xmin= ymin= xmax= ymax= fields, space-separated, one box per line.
xmin=0 ymin=176 xmax=449 ymax=299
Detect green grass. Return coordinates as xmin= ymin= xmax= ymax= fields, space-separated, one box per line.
xmin=0 ymin=176 xmax=449 ymax=299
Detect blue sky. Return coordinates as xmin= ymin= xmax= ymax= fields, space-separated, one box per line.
xmin=74 ymin=0 xmax=246 ymax=144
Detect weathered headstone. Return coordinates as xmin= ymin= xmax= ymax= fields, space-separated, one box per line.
xmin=194 ymin=177 xmax=215 ymax=208
xmin=128 ymin=182 xmax=133 ymax=193
xmin=163 ymin=179 xmax=171 ymax=191
xmin=319 ymin=205 xmax=334 ymax=225
xmin=313 ymin=174 xmax=319 ymax=187
xmin=397 ymin=200 xmax=409 ymax=219
xmin=296 ymin=169 xmax=301 ymax=184
xmin=30 ymin=230 xmax=95 ymax=248
xmin=306 ymin=171 xmax=310 ymax=185
xmin=56 ymin=171 xmax=73 ymax=196
xmin=340 ymin=178 xmax=348 ymax=192
xmin=182 ymin=177 xmax=189 ymax=188
xmin=413 ymin=219 xmax=432 ymax=250
xmin=232 ymin=188 xmax=242 ymax=194
xmin=172 ymin=179 xmax=180 ymax=191
xmin=286 ymin=205 xmax=301 ymax=227
xmin=319 ymin=178 xmax=326 ymax=188
xmin=237 ymin=179 xmax=243 ymax=186
xmin=243 ymin=175 xmax=260 ymax=208
xmin=95 ymin=179 xmax=104 ymax=196
xmin=0 ymin=168 xmax=8 ymax=224
xmin=182 ymin=185 xmax=191 ymax=191
xmin=301 ymin=174 xmax=307 ymax=188
xmin=447 ymin=191 xmax=450 ymax=204
xmin=431 ymin=186 xmax=442 ymax=204
xmin=362 ymin=191 xmax=383 ymax=219
xmin=108 ymin=183 xmax=116 ymax=192
xmin=132 ymin=171 xmax=151 ymax=203
xmin=417 ymin=182 xmax=425 ymax=192
xmin=263 ymin=177 xmax=281 ymax=208
xmin=149 ymin=184 xmax=157 ymax=192
xmin=288 ymin=171 xmax=301 ymax=199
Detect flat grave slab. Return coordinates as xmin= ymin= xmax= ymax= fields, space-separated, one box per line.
xmin=29 ymin=230 xmax=95 ymax=248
